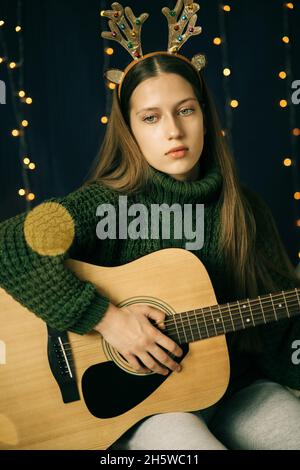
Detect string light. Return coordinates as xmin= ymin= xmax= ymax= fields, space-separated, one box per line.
xmin=230 ymin=99 xmax=239 ymax=108
xmin=278 ymin=71 xmax=287 ymax=79
xmin=280 ymin=2 xmax=300 ymax=262
xmin=217 ymin=2 xmax=235 ymax=149
xmin=279 ymin=99 xmax=288 ymax=107
xmin=0 ymin=0 xmax=36 ymax=208
xmin=105 ymin=47 xmax=114 ymax=55
xmin=213 ymin=37 xmax=222 ymax=45
xmin=283 ymin=158 xmax=292 ymax=167
xmin=100 ymin=116 xmax=108 ymax=124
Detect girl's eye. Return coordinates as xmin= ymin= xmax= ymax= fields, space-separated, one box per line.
xmin=142 ymin=107 xmax=195 ymax=124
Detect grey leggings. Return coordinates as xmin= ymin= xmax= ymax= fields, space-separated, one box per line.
xmin=112 ymin=380 xmax=300 ymax=450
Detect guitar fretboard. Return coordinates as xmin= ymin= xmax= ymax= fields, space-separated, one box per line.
xmin=165 ymin=288 xmax=300 ymax=345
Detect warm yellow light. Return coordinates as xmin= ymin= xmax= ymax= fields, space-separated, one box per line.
xmin=25 ymin=97 xmax=32 ymax=104
xmin=282 ymin=36 xmax=290 ymax=44
xmin=21 ymin=120 xmax=29 ymax=127
xmin=279 ymin=99 xmax=288 ymax=108
xmin=223 ymin=68 xmax=231 ymax=76
xmin=15 ymin=26 xmax=21 ymax=32
xmin=221 ymin=130 xmax=226 ymax=136
xmin=101 ymin=116 xmax=108 ymax=124
xmin=105 ymin=47 xmax=114 ymax=55
xmin=18 ymin=189 xmax=26 ymax=196
xmin=279 ymin=71 xmax=287 ymax=79
xmin=223 ymin=5 xmax=231 ymax=12
xmin=18 ymin=90 xmax=26 ymax=98
xmin=283 ymin=158 xmax=292 ymax=166
xmin=100 ymin=10 xmax=105 ymax=16
xmin=292 ymin=128 xmax=300 ymax=136
xmin=298 ymin=251 xmax=300 ymax=259
xmin=27 ymin=193 xmax=35 ymax=201
xmin=28 ymin=163 xmax=36 ymax=170
xmin=213 ymin=37 xmax=222 ymax=45
xmin=23 ymin=157 xmax=30 ymax=165
xmin=12 ymin=129 xmax=20 ymax=137
xmin=294 ymin=192 xmax=300 ymax=200
xmin=9 ymin=62 xmax=17 ymax=69
xmin=296 ymin=219 xmax=300 ymax=228
xmin=0 ymin=57 xmax=4 ymax=63
xmin=0 ymin=20 xmax=4 ymax=27
xmin=108 ymin=82 xmax=116 ymax=90
xmin=286 ymin=2 xmax=294 ymax=9
xmin=230 ymin=99 xmax=239 ymax=108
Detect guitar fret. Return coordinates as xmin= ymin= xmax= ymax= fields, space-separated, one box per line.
xmin=295 ymin=288 xmax=300 ymax=310
xmin=236 ymin=300 xmax=245 ymax=329
xmin=247 ymin=298 xmax=255 ymax=326
xmin=179 ymin=313 xmax=188 ymax=343
xmin=186 ymin=311 xmax=194 ymax=342
xmin=258 ymin=295 xmax=266 ymax=324
xmin=227 ymin=302 xmax=235 ymax=331
xmin=201 ymin=309 xmax=209 ymax=338
xmin=209 ymin=306 xmax=218 ymax=336
xmin=269 ymin=293 xmax=278 ymax=321
xmin=211 ymin=305 xmax=224 ymax=335
xmin=282 ymin=291 xmax=290 ymax=318
xmin=218 ymin=304 xmax=226 ymax=333
xmin=193 ymin=309 xmax=203 ymax=340
xmin=172 ymin=314 xmax=181 ymax=343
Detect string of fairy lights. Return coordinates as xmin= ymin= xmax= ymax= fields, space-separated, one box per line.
xmin=213 ymin=2 xmax=300 ymax=262
xmin=0 ymin=0 xmax=36 ymax=210
xmin=279 ymin=2 xmax=300 ymax=263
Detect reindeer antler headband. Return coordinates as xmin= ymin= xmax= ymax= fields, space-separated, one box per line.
xmin=101 ymin=0 xmax=206 ymax=98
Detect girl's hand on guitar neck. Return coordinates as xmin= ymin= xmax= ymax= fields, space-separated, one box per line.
xmin=94 ymin=302 xmax=183 ymax=376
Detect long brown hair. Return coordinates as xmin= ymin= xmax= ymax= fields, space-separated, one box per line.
xmin=86 ymin=54 xmax=300 ymax=350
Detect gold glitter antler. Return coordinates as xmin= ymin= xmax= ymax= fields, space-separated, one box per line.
xmin=101 ymin=2 xmax=149 ymax=61
xmin=162 ymin=0 xmax=202 ymax=53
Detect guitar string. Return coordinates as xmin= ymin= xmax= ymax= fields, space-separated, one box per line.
xmin=59 ymin=289 xmax=300 ymax=348
xmin=60 ymin=299 xmax=300 ymax=353
xmin=59 ymin=299 xmax=300 ymax=352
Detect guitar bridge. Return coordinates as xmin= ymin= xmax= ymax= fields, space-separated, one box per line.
xmin=47 ymin=325 xmax=80 ymax=403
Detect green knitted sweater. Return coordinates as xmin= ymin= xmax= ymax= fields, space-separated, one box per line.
xmin=0 ymin=162 xmax=300 ymax=390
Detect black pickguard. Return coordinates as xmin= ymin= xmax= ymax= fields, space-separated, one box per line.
xmin=81 ymin=344 xmax=189 ymax=418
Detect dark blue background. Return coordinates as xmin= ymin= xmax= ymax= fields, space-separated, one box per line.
xmin=0 ymin=0 xmax=299 ymax=264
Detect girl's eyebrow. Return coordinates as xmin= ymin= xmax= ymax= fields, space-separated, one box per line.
xmin=136 ymin=97 xmax=197 ymax=115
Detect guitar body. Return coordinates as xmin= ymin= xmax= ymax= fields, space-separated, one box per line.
xmin=0 ymin=248 xmax=229 ymax=449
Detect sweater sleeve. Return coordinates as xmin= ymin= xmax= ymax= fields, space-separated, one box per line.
xmin=245 ymin=188 xmax=300 ymax=388
xmin=0 ymin=182 xmax=113 ymax=335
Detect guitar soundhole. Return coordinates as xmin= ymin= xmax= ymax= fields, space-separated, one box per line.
xmin=81 ymin=344 xmax=189 ymax=419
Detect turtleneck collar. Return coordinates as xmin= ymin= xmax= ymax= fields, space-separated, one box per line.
xmin=144 ymin=156 xmax=223 ymax=204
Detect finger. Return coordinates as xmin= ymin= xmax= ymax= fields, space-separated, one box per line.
xmin=138 ymin=352 xmax=169 ymax=376
xmin=125 ymin=353 xmax=151 ymax=374
xmin=154 ymin=330 xmax=184 ymax=358
xmin=149 ymin=344 xmax=182 ymax=373
xmin=146 ymin=306 xmax=166 ymax=330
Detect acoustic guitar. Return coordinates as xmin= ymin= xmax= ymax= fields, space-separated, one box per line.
xmin=0 ymin=248 xmax=299 ymax=449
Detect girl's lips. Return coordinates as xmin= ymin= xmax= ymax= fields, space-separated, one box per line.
xmin=167 ymin=149 xmax=188 ymax=158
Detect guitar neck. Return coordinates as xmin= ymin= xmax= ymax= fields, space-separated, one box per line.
xmin=165 ymin=288 xmax=300 ymax=345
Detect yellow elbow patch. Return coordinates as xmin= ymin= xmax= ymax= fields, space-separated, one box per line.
xmin=24 ymin=202 xmax=75 ymax=256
